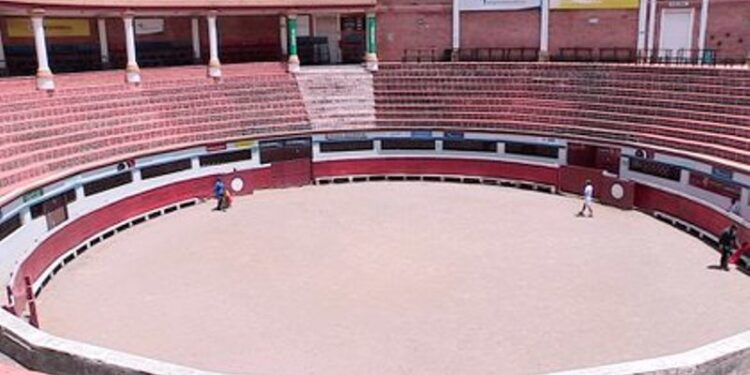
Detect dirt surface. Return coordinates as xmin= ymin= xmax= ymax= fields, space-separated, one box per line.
xmin=37 ymin=183 xmax=750 ymax=375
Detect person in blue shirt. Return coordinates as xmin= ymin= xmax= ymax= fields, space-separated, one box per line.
xmin=213 ymin=179 xmax=225 ymax=211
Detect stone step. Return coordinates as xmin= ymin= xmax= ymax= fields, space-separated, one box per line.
xmin=295 ymin=66 xmax=376 ymax=130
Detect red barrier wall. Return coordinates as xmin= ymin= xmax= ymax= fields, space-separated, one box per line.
xmin=634 ymin=183 xmax=748 ymax=242
xmin=558 ymin=165 xmax=634 ymax=210
xmin=312 ymin=158 xmax=560 ymax=186
xmin=9 ymin=157 xmax=744 ymax=318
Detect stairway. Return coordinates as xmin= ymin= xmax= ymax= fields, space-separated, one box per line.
xmin=294 ymin=65 xmax=376 ymax=132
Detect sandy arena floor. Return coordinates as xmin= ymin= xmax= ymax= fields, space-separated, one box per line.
xmin=37 ymin=182 xmax=750 ymax=375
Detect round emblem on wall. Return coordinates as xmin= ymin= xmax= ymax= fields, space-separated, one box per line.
xmin=231 ymin=177 xmax=245 ymax=193
xmin=610 ymin=183 xmax=625 ymax=200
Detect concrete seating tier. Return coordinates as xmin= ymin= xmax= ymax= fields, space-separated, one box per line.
xmin=0 ymin=63 xmax=310 ymax=197
xmin=374 ymin=63 xmax=750 ymax=165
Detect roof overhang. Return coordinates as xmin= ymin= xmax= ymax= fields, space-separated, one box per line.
xmin=0 ymin=0 xmax=376 ymax=16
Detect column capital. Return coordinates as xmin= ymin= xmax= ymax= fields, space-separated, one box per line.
xmin=122 ymin=10 xmax=136 ymax=20
xmin=207 ymin=10 xmax=219 ymax=18
xmin=30 ymin=8 xmax=45 ymax=17
xmin=286 ymin=13 xmax=297 ymax=20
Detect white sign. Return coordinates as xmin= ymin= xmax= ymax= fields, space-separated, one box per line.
xmin=135 ymin=19 xmax=165 ymax=35
xmin=459 ymin=0 xmax=541 ymax=11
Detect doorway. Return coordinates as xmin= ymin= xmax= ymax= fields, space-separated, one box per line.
xmin=314 ymin=14 xmax=341 ymax=64
xmin=659 ymin=8 xmax=694 ymax=59
xmin=340 ymin=14 xmax=366 ymax=64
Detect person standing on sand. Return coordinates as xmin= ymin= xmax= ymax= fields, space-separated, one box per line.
xmin=718 ymin=224 xmax=739 ymax=271
xmin=213 ymin=178 xmax=225 ymax=211
xmin=576 ymin=180 xmax=594 ymax=218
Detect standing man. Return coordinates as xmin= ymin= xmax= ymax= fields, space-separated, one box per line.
xmin=213 ymin=178 xmax=225 ymax=211
xmin=577 ymin=180 xmax=594 ymax=218
xmin=718 ymin=224 xmax=739 ymax=271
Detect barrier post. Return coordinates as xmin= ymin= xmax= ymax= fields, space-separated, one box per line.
xmin=4 ymin=285 xmax=15 ymax=315
xmin=24 ymin=277 xmax=39 ymax=328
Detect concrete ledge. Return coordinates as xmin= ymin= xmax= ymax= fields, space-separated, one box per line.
xmin=0 ymin=310 xmax=229 ymax=375
xmin=547 ymin=330 xmax=750 ymax=375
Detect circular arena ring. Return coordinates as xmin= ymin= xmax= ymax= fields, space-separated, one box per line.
xmin=35 ymin=183 xmax=750 ymax=375
xmin=0 ymin=62 xmax=749 ymax=375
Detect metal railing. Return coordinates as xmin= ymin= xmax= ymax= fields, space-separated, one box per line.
xmin=400 ymin=47 xmax=745 ymax=66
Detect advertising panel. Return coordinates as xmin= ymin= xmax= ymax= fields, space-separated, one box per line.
xmin=460 ymin=0 xmax=541 ymax=11
xmin=551 ymin=0 xmax=639 ymax=9
xmin=7 ymin=18 xmax=90 ymax=38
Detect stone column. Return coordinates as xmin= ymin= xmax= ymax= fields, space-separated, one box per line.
xmin=365 ymin=12 xmax=378 ymax=71
xmin=123 ymin=12 xmax=141 ymax=84
xmin=697 ymin=0 xmax=710 ymax=63
xmin=287 ymin=14 xmax=300 ymax=73
xmin=31 ymin=9 xmax=54 ymax=90
xmin=97 ymin=18 xmax=110 ymax=68
xmin=207 ymin=11 xmax=221 ymax=78
xmin=539 ymin=0 xmax=550 ymax=61
xmin=191 ymin=17 xmax=201 ymax=63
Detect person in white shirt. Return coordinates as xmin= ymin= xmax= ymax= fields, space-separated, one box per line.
xmin=729 ymin=198 xmax=742 ymax=216
xmin=577 ymin=180 xmax=594 ymax=218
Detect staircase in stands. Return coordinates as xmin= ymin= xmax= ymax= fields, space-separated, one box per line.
xmin=294 ymin=65 xmax=376 ymax=132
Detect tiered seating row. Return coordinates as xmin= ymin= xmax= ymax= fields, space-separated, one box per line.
xmin=374 ymin=63 xmax=750 ymax=165
xmin=0 ymin=63 xmax=310 ymax=196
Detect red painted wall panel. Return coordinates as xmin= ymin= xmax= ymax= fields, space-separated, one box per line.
xmin=559 ymin=166 xmax=634 ymax=210
xmin=633 ymin=183 xmax=742 ymax=240
xmin=313 ymin=158 xmax=560 ymax=185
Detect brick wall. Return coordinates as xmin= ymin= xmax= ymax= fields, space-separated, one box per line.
xmin=377 ymin=0 xmax=452 ymax=61
xmin=461 ymin=10 xmax=540 ymax=49
xmin=550 ymin=9 xmax=638 ymax=53
xmin=706 ymin=0 xmax=750 ymax=62
xmin=214 ymin=15 xmax=281 ymax=48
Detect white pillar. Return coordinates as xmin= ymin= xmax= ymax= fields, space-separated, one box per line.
xmin=191 ymin=17 xmax=201 ymax=62
xmin=540 ymin=0 xmax=550 ymax=61
xmin=123 ymin=12 xmax=141 ymax=84
xmin=636 ymin=0 xmax=648 ymax=55
xmin=280 ymin=16 xmax=288 ymax=56
xmin=647 ymin=0 xmax=657 ymax=58
xmin=452 ymin=0 xmax=460 ymax=53
xmin=97 ymin=18 xmax=109 ymax=67
xmin=0 ymin=19 xmax=6 ymax=72
xmin=31 ymin=10 xmax=54 ymax=91
xmin=698 ymin=0 xmax=710 ymax=62
xmin=207 ymin=11 xmax=221 ymax=79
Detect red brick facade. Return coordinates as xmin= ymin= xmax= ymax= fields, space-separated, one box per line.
xmin=461 ymin=10 xmax=540 ymax=49
xmin=0 ymin=0 xmax=749 ymax=68
xmin=549 ymin=9 xmax=638 ymax=52
xmin=377 ymin=0 xmax=452 ymax=61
